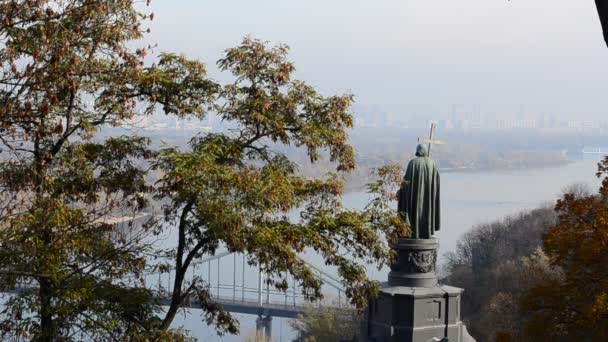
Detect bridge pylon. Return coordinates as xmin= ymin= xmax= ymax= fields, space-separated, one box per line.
xmin=255 ymin=314 xmax=272 ymax=341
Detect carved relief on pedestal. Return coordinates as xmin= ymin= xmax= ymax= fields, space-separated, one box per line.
xmin=390 ymin=249 xmax=437 ymax=274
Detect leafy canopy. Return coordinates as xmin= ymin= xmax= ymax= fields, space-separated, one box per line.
xmin=0 ymin=0 xmax=215 ymax=340
xmin=154 ymin=38 xmax=407 ymax=333
xmin=0 ymin=1 xmax=406 ymax=340
xmin=522 ymin=157 xmax=608 ymax=340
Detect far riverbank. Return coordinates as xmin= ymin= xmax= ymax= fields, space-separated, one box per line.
xmin=343 ymin=158 xmax=571 ymax=193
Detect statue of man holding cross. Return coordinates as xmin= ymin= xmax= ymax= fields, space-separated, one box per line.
xmin=397 ymin=123 xmax=442 ymax=239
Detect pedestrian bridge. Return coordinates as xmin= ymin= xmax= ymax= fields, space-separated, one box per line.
xmin=2 ymin=251 xmax=350 ymax=341
xmin=151 ymin=251 xmax=350 ymax=340
xmin=151 ymin=251 xmax=349 ymax=319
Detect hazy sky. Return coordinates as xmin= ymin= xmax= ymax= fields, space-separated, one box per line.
xmin=142 ymin=0 xmax=608 ymax=120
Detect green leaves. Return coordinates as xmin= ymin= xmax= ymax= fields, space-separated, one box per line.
xmin=0 ymin=1 xmax=195 ymax=340
xmin=1 ymin=3 xmax=399 ymax=339
xmin=218 ymin=37 xmax=356 ymax=172
xmin=0 ymin=197 xmax=156 ymax=340
xmin=154 ymin=39 xmax=407 ymax=330
xmin=218 ymin=37 xmax=294 ymax=86
xmin=138 ymin=53 xmax=220 ymax=117
xmin=290 ymin=306 xmax=361 ymax=342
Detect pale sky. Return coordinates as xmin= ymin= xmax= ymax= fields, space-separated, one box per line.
xmin=142 ymin=0 xmax=608 ymax=120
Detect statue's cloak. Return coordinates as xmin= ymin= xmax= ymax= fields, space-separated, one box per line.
xmin=398 ymin=145 xmax=440 ymax=239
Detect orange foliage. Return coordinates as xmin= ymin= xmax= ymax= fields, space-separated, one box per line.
xmin=521 ymin=156 xmax=608 ymax=340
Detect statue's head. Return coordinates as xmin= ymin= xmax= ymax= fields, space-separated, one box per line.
xmin=415 ymin=144 xmax=428 ymax=157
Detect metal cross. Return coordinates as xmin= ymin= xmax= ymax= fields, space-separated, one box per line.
xmin=417 ymin=122 xmax=444 ymax=157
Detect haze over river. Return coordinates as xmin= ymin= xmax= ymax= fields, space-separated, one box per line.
xmin=177 ymin=156 xmax=603 ymax=341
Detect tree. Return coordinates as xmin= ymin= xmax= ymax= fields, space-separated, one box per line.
xmin=521 ymin=156 xmax=608 ymax=340
xmin=0 ymin=1 xmax=216 ymax=340
xmin=0 ymin=1 xmax=408 ymax=339
xmin=443 ymin=207 xmax=557 ymax=341
xmin=153 ymin=38 xmax=407 ymax=334
xmin=289 ymin=305 xmax=362 ymax=342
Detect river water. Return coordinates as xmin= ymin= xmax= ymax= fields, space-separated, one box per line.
xmin=178 ymin=156 xmax=604 ymax=341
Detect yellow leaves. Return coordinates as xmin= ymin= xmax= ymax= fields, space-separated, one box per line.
xmin=590 ymin=293 xmax=608 ymax=319
xmin=136 ymin=48 xmax=147 ymax=58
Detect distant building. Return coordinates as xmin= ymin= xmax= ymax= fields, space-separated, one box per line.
xmin=458 ymin=119 xmax=470 ymax=130
xmin=184 ymin=123 xmax=212 ymax=131
xmin=496 ymin=119 xmax=537 ymax=130
xmin=538 ymin=114 xmax=557 ymax=129
xmin=385 ymin=112 xmax=398 ymax=126
xmin=441 ymin=119 xmax=454 ymax=130
xmin=452 ymin=104 xmax=483 ymax=129
xmin=567 ymin=120 xmax=598 ymax=130
xmin=149 ymin=123 xmax=168 ymax=131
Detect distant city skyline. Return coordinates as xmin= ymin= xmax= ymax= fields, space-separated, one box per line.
xmin=139 ymin=0 xmax=608 ymax=121
xmin=352 ymin=105 xmax=608 ymax=132
xmin=135 ymin=107 xmax=608 ymax=135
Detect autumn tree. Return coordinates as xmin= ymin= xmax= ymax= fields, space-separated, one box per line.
xmin=442 ymin=206 xmax=557 ymax=341
xmin=0 ymin=1 xmax=217 ymax=340
xmin=0 ymin=1 xmax=407 ymax=339
xmin=520 ymin=156 xmax=608 ymax=340
xmin=153 ymin=38 xmax=407 ymax=334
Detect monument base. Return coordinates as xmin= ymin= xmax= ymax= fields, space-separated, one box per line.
xmin=361 ymin=238 xmax=474 ymax=342
xmin=363 ymin=284 xmax=465 ymax=342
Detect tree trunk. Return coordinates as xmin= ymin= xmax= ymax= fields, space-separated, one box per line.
xmin=160 ymin=266 xmax=186 ymax=330
xmin=160 ymin=202 xmax=192 ymax=330
xmin=34 ymin=135 xmax=55 ymax=341
xmin=597 ymin=0 xmax=608 ymax=47
xmin=38 ymin=279 xmax=54 ymax=342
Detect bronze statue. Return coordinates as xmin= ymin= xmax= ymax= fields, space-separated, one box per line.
xmin=397 ymin=144 xmax=441 ymax=239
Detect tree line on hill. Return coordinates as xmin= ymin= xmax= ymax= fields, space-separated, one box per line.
xmin=443 ymin=168 xmax=608 ymax=341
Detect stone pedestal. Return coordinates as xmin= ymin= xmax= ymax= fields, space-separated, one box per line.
xmin=364 ymin=285 xmax=464 ymax=342
xmin=388 ymin=238 xmax=439 ymax=288
xmin=363 ymin=238 xmax=469 ymax=342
